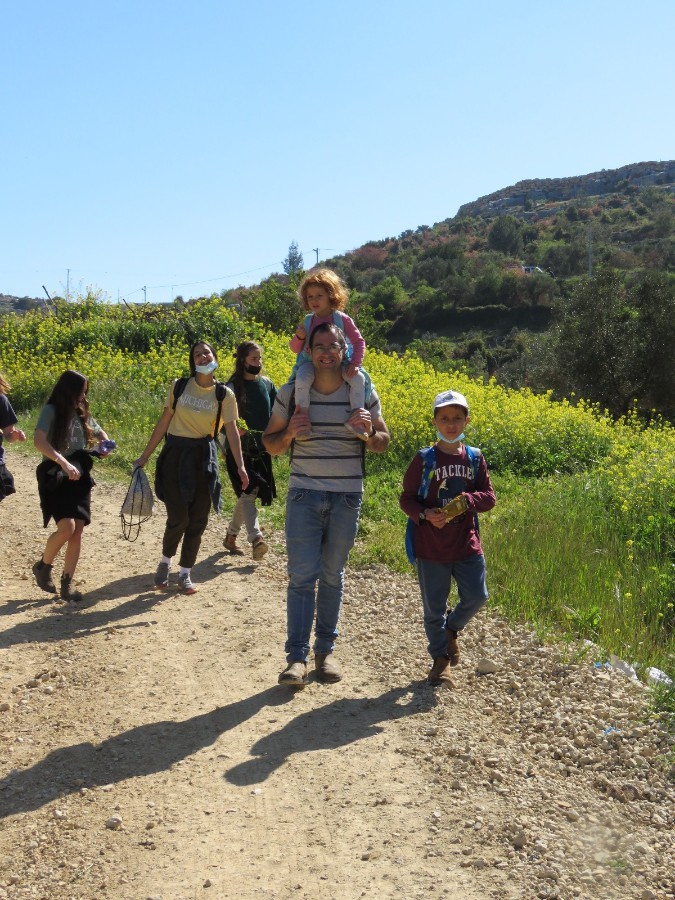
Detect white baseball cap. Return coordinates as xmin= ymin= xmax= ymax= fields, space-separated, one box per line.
xmin=433 ymin=390 xmax=469 ymax=415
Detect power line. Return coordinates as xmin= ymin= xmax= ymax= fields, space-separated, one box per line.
xmin=71 ymin=245 xmax=342 ymax=303
xmin=122 ymin=261 xmax=282 ymax=299
xmin=312 ymin=248 xmax=337 ymax=266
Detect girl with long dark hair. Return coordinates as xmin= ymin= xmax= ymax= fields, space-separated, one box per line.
xmin=33 ymin=370 xmax=111 ymax=603
xmin=222 ymin=341 xmax=277 ymax=560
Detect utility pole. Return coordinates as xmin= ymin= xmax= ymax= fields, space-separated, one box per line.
xmin=143 ymin=285 xmax=147 ymax=303
xmin=312 ymin=248 xmax=336 ymax=266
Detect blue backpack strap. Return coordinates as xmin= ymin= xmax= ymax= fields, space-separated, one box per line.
xmin=417 ymin=445 xmax=436 ymax=500
xmin=465 ymin=445 xmax=480 ymax=481
xmin=288 ymin=313 xmax=316 ymax=379
xmin=404 ymin=517 xmax=417 ymax=565
xmin=302 ymin=313 xmax=314 ymax=351
xmin=331 ymin=310 xmax=354 ymax=361
xmin=406 ymin=446 xmax=436 ymax=565
xmin=464 ymin=444 xmax=482 ymax=532
xmin=360 ymin=369 xmax=373 ymax=405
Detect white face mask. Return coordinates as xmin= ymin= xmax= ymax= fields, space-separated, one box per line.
xmin=437 ymin=430 xmax=465 ymax=445
xmin=195 ymin=360 xmax=218 ymax=375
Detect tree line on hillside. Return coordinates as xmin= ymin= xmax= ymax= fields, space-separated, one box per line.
xmin=222 ymin=184 xmax=675 ymax=422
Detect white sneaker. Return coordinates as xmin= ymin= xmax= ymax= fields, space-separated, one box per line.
xmin=177 ymin=572 xmax=197 ymax=595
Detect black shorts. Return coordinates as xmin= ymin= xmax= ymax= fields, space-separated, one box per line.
xmin=36 ymin=454 xmax=95 ymax=527
xmin=0 ymin=461 xmax=15 ymax=501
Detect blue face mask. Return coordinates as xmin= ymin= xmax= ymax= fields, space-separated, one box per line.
xmin=437 ymin=430 xmax=465 ymax=445
xmin=195 ymin=360 xmax=218 ymax=375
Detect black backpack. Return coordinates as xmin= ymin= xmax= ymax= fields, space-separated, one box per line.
xmin=172 ymin=376 xmax=229 ymax=439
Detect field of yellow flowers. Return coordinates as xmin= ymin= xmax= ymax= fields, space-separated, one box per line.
xmin=1 ymin=297 xmax=674 ymax=679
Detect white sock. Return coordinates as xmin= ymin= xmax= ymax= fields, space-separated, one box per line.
xmin=179 ymin=566 xmax=190 ymax=577
xmin=161 ymin=555 xmax=173 ymax=567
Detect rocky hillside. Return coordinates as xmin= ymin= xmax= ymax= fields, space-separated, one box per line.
xmin=457 ymin=160 xmax=675 ymax=220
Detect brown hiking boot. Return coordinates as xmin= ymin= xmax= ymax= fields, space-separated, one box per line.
xmin=223 ymin=533 xmax=245 ymax=556
xmin=252 ymin=536 xmax=268 ymax=560
xmin=314 ymin=652 xmax=342 ymax=683
xmin=447 ymin=630 xmax=460 ymax=667
xmin=60 ymin=574 xmax=83 ymax=605
xmin=278 ymin=660 xmax=308 ymax=687
xmin=33 ymin=559 xmax=57 ymax=594
xmin=428 ymin=656 xmax=451 ymax=685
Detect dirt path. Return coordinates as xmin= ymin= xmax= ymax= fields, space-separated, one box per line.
xmin=1 ymin=453 xmax=674 ymax=900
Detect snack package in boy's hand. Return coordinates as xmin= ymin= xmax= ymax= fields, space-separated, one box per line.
xmin=440 ymin=493 xmax=469 ymax=522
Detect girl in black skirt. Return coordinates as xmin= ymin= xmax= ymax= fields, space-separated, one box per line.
xmin=33 ymin=370 xmax=111 ymax=604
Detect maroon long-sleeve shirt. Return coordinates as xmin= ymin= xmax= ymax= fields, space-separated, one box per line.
xmin=400 ymin=444 xmax=496 ymax=563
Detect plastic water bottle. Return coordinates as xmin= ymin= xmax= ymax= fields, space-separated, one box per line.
xmin=647 ymin=667 xmax=673 ymax=687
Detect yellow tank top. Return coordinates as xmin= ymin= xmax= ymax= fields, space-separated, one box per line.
xmin=166 ymin=378 xmax=237 ymax=439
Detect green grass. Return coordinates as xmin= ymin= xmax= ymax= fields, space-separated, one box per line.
xmin=492 ymin=474 xmax=675 ymax=673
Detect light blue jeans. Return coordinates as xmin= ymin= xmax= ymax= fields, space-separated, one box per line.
xmin=417 ymin=556 xmax=488 ymax=659
xmin=284 ymin=488 xmax=362 ymax=662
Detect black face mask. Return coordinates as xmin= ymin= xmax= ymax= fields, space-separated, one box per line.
xmin=244 ymin=364 xmax=262 ymax=375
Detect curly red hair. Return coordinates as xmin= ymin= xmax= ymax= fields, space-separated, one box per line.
xmin=298 ymin=268 xmax=349 ymax=312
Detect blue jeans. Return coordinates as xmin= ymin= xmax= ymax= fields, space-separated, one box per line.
xmin=417 ymin=556 xmax=488 ymax=659
xmin=284 ymin=488 xmax=362 ymax=662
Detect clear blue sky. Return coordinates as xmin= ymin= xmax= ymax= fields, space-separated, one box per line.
xmin=2 ymin=0 xmax=673 ymax=303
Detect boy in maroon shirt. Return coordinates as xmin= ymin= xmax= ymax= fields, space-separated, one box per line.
xmin=400 ymin=390 xmax=496 ymax=685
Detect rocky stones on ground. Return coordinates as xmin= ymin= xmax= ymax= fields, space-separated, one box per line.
xmin=0 ymin=454 xmax=673 ymax=900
